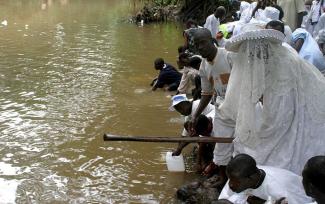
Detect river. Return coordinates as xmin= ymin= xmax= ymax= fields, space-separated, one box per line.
xmin=0 ymin=0 xmax=199 ymax=203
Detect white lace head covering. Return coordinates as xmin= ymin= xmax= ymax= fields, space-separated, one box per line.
xmin=222 ymin=25 xmax=325 ymax=152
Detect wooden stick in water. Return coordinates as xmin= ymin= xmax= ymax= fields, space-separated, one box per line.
xmin=103 ymin=133 xmax=234 ymax=143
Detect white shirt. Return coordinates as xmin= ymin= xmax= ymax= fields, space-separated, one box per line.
xmin=204 ymin=14 xmax=220 ymax=38
xmin=219 ymin=166 xmax=313 ymax=204
xmin=199 ymin=48 xmax=232 ymax=99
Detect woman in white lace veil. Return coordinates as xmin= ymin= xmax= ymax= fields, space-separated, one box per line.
xmin=218 ymin=24 xmax=325 ymax=174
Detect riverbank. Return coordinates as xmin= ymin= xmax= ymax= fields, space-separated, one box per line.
xmin=132 ymin=0 xmax=232 ymax=25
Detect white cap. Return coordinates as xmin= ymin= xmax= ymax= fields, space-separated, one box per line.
xmin=169 ymin=94 xmax=189 ymax=111
xmin=264 ymin=7 xmax=280 ymax=21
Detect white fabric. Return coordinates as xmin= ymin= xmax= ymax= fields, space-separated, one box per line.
xmin=223 ymin=27 xmax=325 ymax=174
xmin=314 ymin=13 xmax=325 ymax=37
xmin=304 ymin=1 xmax=325 ymax=35
xmin=310 ymin=0 xmax=324 ymax=23
xmin=282 ymin=42 xmax=297 ymax=54
xmin=199 ymin=48 xmax=232 ymax=98
xmin=219 ymin=166 xmax=313 ymax=204
xmin=181 ymin=100 xmax=214 ymax=136
xmin=292 ymin=28 xmax=325 ymax=71
xmin=284 ymin=25 xmax=293 ymax=44
xmin=212 ymin=107 xmax=235 ymax=165
xmin=204 ymin=14 xmax=220 ymax=38
xmin=277 ymin=0 xmax=306 ymax=30
xmin=240 ymin=1 xmax=250 ymax=14
xmin=264 ymin=7 xmax=280 ymax=21
xmin=232 ymin=2 xmax=258 ymax=36
xmin=177 ymin=66 xmax=199 ymax=94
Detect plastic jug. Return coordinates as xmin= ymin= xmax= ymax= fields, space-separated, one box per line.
xmin=165 ymin=152 xmax=185 ymax=172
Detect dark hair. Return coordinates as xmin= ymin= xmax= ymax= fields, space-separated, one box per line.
xmin=303 ymin=156 xmax=325 ymax=193
xmin=194 ymin=114 xmax=210 ymax=135
xmin=185 ymin=19 xmax=198 ymax=29
xmin=178 ymin=52 xmax=190 ymax=61
xmin=178 ymin=45 xmax=186 ymax=54
xmin=215 ymin=6 xmax=226 ymax=18
xmin=189 ymin=56 xmax=202 ymax=70
xmin=266 ymin=20 xmax=285 ymax=34
xmin=154 ymin=58 xmax=164 ymax=67
xmin=227 ymin=154 xmax=259 ymax=178
xmin=272 ymin=5 xmax=284 ymax=21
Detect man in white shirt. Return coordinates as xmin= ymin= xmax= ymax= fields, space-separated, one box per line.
xmin=204 ymin=6 xmax=226 ymax=38
xmin=302 ymin=156 xmax=325 ymax=204
xmin=218 ymin=154 xmax=312 ymax=204
xmin=189 ymin=28 xmax=233 ymax=184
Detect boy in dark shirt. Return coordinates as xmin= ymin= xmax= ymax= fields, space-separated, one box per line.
xmin=152 ymin=58 xmax=182 ymax=91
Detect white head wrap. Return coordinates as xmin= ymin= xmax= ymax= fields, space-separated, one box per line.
xmin=264 ymin=7 xmax=280 ymax=21
xmin=240 ymin=1 xmax=250 ymax=14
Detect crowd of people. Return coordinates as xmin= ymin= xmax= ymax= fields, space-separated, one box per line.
xmin=150 ymin=0 xmax=325 ymax=203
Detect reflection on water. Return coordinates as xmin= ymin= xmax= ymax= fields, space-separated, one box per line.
xmin=0 ymin=0 xmax=197 ymax=203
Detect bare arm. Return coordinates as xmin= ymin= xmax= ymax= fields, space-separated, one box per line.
xmin=189 ymin=94 xmax=213 ymax=135
xmin=293 ymin=38 xmax=304 ymax=53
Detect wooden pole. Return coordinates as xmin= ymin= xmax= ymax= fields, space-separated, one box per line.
xmin=103 ymin=133 xmax=234 ymax=143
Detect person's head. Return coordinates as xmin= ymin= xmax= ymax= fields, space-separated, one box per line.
xmin=154 ymin=58 xmax=164 ymax=70
xmin=185 ymin=19 xmax=198 ymax=29
xmin=178 ymin=52 xmax=191 ymax=68
xmin=271 ymin=5 xmax=284 ymax=21
xmin=214 ymin=6 xmax=227 ymax=21
xmin=194 ymin=114 xmax=213 ymax=136
xmin=265 ymin=20 xmax=284 ymax=34
xmin=169 ymin=94 xmax=192 ymax=116
xmin=256 ymin=0 xmax=267 ymax=9
xmin=302 ymin=156 xmax=325 ymax=200
xmin=189 ymin=56 xmax=202 ymax=70
xmin=232 ymin=0 xmax=241 ymax=11
xmin=193 ymin=28 xmax=217 ymax=60
xmin=178 ymin=45 xmax=186 ymax=54
xmin=226 ymin=154 xmax=260 ymax=193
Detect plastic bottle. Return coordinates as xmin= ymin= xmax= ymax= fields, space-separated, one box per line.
xmin=165 ymin=152 xmax=185 ymax=172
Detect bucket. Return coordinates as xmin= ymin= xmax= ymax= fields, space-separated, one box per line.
xmin=165 ymin=152 xmax=185 ymax=172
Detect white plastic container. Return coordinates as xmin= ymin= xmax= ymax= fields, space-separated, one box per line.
xmin=165 ymin=152 xmax=185 ymax=172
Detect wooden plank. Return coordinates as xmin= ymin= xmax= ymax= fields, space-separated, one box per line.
xmin=103 ymin=133 xmax=234 ymax=143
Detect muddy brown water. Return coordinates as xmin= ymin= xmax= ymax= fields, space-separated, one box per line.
xmin=0 ymin=0 xmax=199 ymax=203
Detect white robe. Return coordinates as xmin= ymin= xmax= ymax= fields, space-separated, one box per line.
xmin=222 ymin=29 xmax=325 ymax=174
xmin=204 ymin=14 xmax=220 ymax=38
